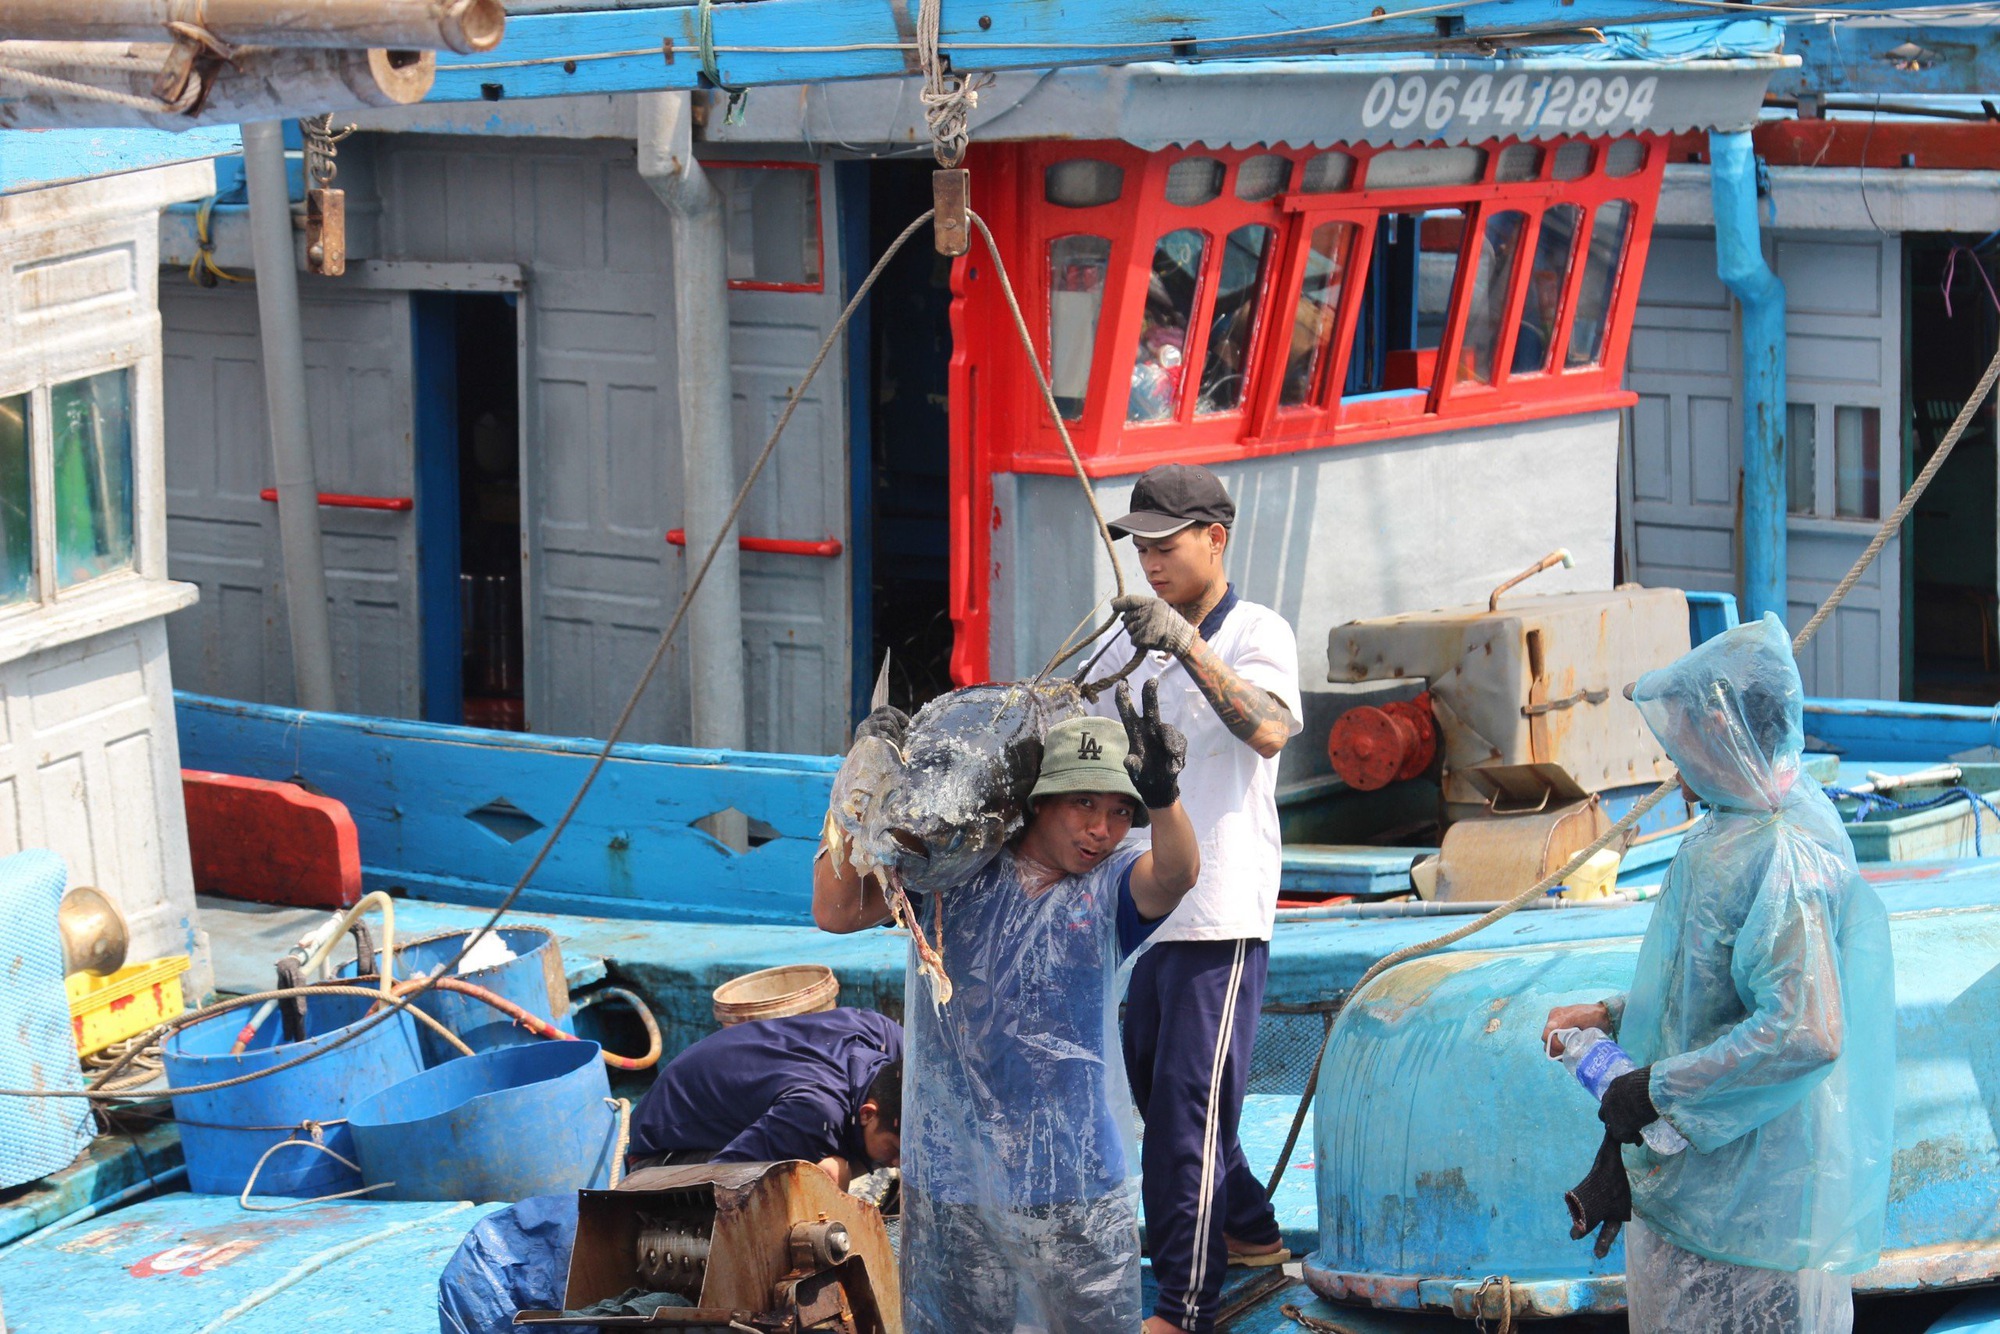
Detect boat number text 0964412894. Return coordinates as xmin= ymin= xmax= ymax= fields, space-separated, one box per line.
xmin=1360 ymin=73 xmax=1660 ymax=133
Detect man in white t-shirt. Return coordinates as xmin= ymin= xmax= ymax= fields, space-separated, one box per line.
xmin=1089 ymin=464 xmax=1303 ymax=1334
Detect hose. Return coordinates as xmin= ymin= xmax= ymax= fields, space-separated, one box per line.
xmin=381 ymin=976 xmax=664 ymax=1072
xmin=228 ymin=892 xmax=398 ymax=1056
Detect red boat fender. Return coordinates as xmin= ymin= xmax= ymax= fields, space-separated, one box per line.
xmin=181 ymin=770 xmax=361 ymax=908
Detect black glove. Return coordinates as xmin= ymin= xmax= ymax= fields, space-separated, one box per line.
xmin=1599 ymin=1067 xmax=1660 ymax=1145
xmin=853 ymin=705 xmax=909 ymax=749
xmin=1117 ymin=679 xmax=1186 ymax=810
xmin=1564 ymin=1130 xmax=1631 ymax=1259
xmin=1111 ymin=593 xmax=1197 ymax=657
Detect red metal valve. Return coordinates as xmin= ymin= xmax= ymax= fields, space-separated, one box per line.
xmin=1327 ymin=692 xmax=1437 ymax=791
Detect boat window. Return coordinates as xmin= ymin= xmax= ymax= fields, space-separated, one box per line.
xmin=1495 ymin=144 xmax=1543 ymax=183
xmin=1511 ymin=203 xmax=1581 ymax=376
xmin=1349 ymin=208 xmax=1466 ymax=394
xmin=1130 ymin=229 xmax=1206 ymax=423
xmin=1198 ymin=225 xmax=1275 ymax=415
xmin=1165 ymin=158 xmax=1225 ymax=207
xmin=1049 ymin=236 xmax=1112 ymax=420
xmin=1835 ymin=406 xmax=1880 ymax=519
xmin=1301 ymin=152 xmax=1355 ymax=193
xmin=1235 ymin=155 xmax=1292 ymax=203
xmin=1787 ymin=402 xmax=1817 ymax=513
xmin=710 ymin=163 xmax=822 ymax=290
xmin=1281 ymin=221 xmax=1358 ymax=408
xmin=51 ymin=369 xmax=133 ymax=589
xmin=1365 ymin=146 xmax=1487 ymax=190
xmin=1565 ymin=200 xmax=1632 ymax=368
xmin=1045 ymin=159 xmax=1125 ymax=208
xmin=1458 ymin=210 xmax=1528 ymax=386
xmin=1552 ymin=142 xmax=1595 ymax=181
xmin=0 ymin=392 xmax=30 ymax=605
xmin=1605 ymin=138 xmax=1648 ymax=178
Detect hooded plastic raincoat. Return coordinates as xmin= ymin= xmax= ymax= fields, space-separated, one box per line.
xmin=1615 ymin=614 xmax=1894 ymax=1320
xmin=900 ymin=845 xmax=1155 ymax=1334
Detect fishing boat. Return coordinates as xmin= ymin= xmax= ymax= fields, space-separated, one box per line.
xmin=5 ymin=2 xmax=2000 ymax=1330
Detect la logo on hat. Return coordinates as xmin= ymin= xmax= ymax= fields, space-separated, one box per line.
xmin=1077 ymin=733 xmax=1104 ymax=760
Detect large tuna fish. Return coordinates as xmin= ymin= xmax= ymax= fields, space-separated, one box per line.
xmin=822 ymin=670 xmax=1084 ymax=1002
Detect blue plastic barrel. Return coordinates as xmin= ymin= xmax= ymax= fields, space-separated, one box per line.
xmin=347 ymin=1039 xmax=616 ymax=1202
xmin=341 ymin=926 xmax=571 ymax=1065
xmin=164 ymin=992 xmax=424 ymax=1197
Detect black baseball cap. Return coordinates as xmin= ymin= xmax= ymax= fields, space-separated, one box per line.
xmin=1107 ymin=463 xmax=1236 ymax=540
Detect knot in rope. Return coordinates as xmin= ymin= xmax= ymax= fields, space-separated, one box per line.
xmin=916 ymin=0 xmax=990 ymax=167
xmin=696 ymin=0 xmax=748 ymax=125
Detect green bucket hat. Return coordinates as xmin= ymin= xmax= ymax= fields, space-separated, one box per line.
xmin=1030 ymin=717 xmax=1148 ymax=826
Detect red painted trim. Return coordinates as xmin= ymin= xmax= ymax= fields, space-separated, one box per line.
xmin=665 ymin=528 xmax=843 ymax=558
xmin=182 ymin=769 xmax=361 ymax=909
xmin=258 ymin=488 xmax=413 ymax=512
xmin=705 ymin=159 xmax=826 ymax=293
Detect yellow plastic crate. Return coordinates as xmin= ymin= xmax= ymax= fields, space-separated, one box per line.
xmin=66 ymin=955 xmax=191 ymax=1057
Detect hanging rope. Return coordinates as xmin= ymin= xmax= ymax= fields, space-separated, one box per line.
xmin=187 ymin=192 xmax=249 ymax=288
xmin=916 ymin=0 xmax=991 ymax=167
xmin=695 ymin=0 xmax=748 ymax=125
xmin=1825 ymin=783 xmax=2000 ymax=856
xmin=1261 ymin=332 xmax=2000 ymax=1198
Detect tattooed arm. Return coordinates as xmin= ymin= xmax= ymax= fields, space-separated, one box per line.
xmin=1181 ymin=634 xmax=1295 ymax=758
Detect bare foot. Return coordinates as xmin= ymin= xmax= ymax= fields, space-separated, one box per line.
xmin=1143 ymin=1318 xmax=1190 ymax=1334
xmin=1226 ymin=1235 xmax=1286 ymax=1257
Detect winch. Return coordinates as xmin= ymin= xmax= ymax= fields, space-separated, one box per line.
xmin=516 ymin=1160 xmax=900 ymax=1332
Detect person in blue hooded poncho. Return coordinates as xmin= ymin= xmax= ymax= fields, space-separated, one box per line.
xmin=1544 ymin=614 xmax=1895 ymax=1334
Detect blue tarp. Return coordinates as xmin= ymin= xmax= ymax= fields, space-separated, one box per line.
xmin=438 ymin=1194 xmax=579 ymax=1334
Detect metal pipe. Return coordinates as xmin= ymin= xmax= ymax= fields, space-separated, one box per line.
xmin=243 ymin=119 xmax=338 ymax=713
xmin=1709 ymin=129 xmax=1788 ymax=624
xmin=636 ymin=93 xmax=748 ymax=778
xmin=0 ymin=44 xmax=434 ymax=130
xmin=1274 ymin=893 xmax=1639 ymax=923
xmin=0 ymin=0 xmax=503 ymax=54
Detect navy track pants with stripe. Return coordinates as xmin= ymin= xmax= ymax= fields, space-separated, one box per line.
xmin=1124 ymin=937 xmax=1280 ymax=1333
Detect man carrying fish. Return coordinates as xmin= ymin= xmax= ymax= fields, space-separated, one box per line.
xmin=813 ymin=683 xmax=1198 ymax=1333
xmin=1092 ymin=463 xmax=1302 ymax=1334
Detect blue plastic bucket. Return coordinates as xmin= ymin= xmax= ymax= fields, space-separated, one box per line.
xmin=347 ymin=1039 xmax=616 ymax=1202
xmin=163 ymin=992 xmax=424 ymax=1197
xmin=341 ymin=926 xmax=571 ymax=1066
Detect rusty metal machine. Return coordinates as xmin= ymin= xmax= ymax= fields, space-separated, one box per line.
xmin=516 ymin=1162 xmax=900 ymax=1332
xmin=1326 ymin=583 xmax=1691 ymax=899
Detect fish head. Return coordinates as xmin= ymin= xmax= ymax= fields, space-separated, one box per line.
xmin=825 ymin=733 xmax=906 ymax=878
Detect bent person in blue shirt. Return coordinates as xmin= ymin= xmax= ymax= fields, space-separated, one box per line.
xmin=625 ymin=1006 xmax=903 ymax=1188
xmin=814 ymin=685 xmax=1200 ymax=1333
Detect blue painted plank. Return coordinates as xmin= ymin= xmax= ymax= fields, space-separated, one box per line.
xmin=411 ymin=294 xmax=464 ymax=727
xmin=1930 ymin=1288 xmax=2000 ymax=1334
xmin=1281 ymin=845 xmax=1429 ymax=898
xmin=429 ymin=2 xmax=1801 ymax=102
xmin=0 ymin=127 xmax=237 ymax=196
xmin=1775 ymin=24 xmax=2000 ymax=98
xmin=0 ymin=1125 xmax=182 ymax=1249
xmin=175 ymin=692 xmax=838 ymax=924
xmin=0 ymin=1193 xmax=498 ymax=1333
xmin=1805 ymin=697 xmax=1999 ymax=762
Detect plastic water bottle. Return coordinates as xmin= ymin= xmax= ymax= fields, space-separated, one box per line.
xmin=1550 ymin=1027 xmax=1689 ymax=1156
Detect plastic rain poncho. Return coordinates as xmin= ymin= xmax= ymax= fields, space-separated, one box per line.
xmin=1617 ymin=613 xmax=1895 ymax=1295
xmin=900 ymin=846 xmax=1152 ymax=1334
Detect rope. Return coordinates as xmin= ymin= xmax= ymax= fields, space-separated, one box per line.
xmin=606 ymin=1097 xmax=632 ymax=1187
xmin=0 ymin=61 xmax=199 ymax=114
xmin=1279 ymin=1304 xmax=1363 ymax=1334
xmin=695 ymin=0 xmax=747 ymax=124
xmin=237 ymin=1128 xmax=393 ymax=1212
xmin=916 ymin=0 xmax=991 ymax=167
xmin=1826 ymin=783 xmax=2000 ymax=856
xmin=967 ymin=210 xmax=1125 ymax=600
xmin=1261 ymin=333 xmax=2000 ymax=1198
xmin=1794 ymin=337 xmax=2000 ymax=650
xmin=1473 ymin=1274 xmax=1515 ymax=1334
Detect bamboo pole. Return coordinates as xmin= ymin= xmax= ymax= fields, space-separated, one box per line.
xmin=0 ymin=0 xmax=503 ymax=55
xmin=0 ymin=44 xmax=435 ymax=129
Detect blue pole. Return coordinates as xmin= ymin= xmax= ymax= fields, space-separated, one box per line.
xmin=1708 ymin=129 xmax=1787 ymax=624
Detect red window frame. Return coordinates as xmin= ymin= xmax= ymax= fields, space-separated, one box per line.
xmin=947 ymin=134 xmax=1664 ymax=684
xmin=705 ymin=159 xmax=825 ymax=294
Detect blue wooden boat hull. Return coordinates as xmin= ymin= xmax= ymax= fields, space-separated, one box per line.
xmin=1301 ymin=888 xmax=2000 ymax=1318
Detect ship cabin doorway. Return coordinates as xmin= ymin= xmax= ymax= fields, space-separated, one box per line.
xmin=1906 ymin=236 xmax=2000 ymax=704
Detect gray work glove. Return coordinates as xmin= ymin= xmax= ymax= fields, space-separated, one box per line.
xmin=1117 ymin=679 xmax=1186 ymax=810
xmin=1111 ymin=593 xmax=1197 ymax=657
xmin=853 ymin=705 xmax=909 ymax=750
